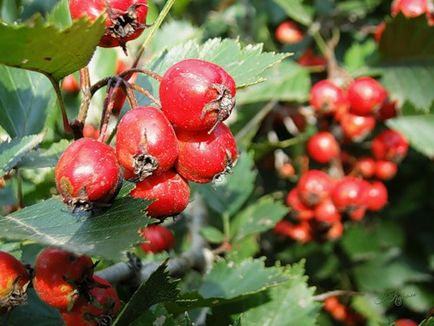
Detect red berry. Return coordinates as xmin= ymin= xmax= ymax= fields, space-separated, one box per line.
xmin=83 ymin=124 xmax=100 ymax=140
xmin=354 ymin=157 xmax=376 ymax=179
xmin=175 ymin=123 xmax=238 ymax=184
xmin=324 ymin=296 xmax=340 ymax=312
xmin=348 ymin=206 xmax=367 ymax=221
xmin=367 ymin=181 xmax=388 ymax=211
xmin=340 ymin=113 xmax=376 ymax=141
xmin=378 ymin=100 xmax=398 ymax=121
xmin=326 ymin=221 xmax=344 ymax=240
xmin=372 ymin=129 xmax=409 ymax=163
xmin=286 ymin=188 xmax=315 ymax=221
xmin=33 ymin=247 xmax=94 ymax=311
xmin=0 ymin=251 xmax=30 ymax=311
xmin=314 ymin=199 xmax=341 ymax=223
xmin=297 ymin=170 xmax=333 ymax=207
xmin=310 ymin=80 xmax=348 ymax=115
xmin=112 ymin=73 xmax=138 ymax=114
xmin=275 ymin=21 xmax=303 ymax=45
xmin=395 ymin=319 xmax=418 ymax=326
xmin=307 ymin=132 xmax=340 ymax=164
xmin=275 ymin=221 xmax=312 ymax=243
xmin=160 ymin=59 xmax=236 ymax=132
xmin=273 ymin=220 xmax=292 ymax=237
xmin=298 ymin=48 xmax=327 ymax=67
xmin=392 ymin=0 xmax=427 ymax=17
xmin=69 ymin=0 xmax=148 ymax=51
xmin=375 ymin=160 xmax=398 ymax=180
xmin=347 ymin=77 xmax=387 ymax=116
xmin=139 ymin=225 xmax=175 ymax=253
xmin=331 ymin=177 xmax=369 ymax=212
xmin=130 ymin=170 xmax=190 ymax=218
xmin=278 ymin=162 xmax=295 ymax=178
xmin=374 ymin=22 xmax=386 ymax=43
xmin=62 ymin=75 xmax=80 ymax=93
xmin=61 ymin=276 xmax=120 ymax=326
xmin=116 ymin=106 xmax=178 ymax=181
xmin=55 ymin=138 xmax=122 ymax=211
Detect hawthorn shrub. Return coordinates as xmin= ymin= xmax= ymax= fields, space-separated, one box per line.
xmin=0 ymin=0 xmax=433 ymax=325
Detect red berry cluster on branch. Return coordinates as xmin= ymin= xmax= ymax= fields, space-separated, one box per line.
xmin=323 ymin=296 xmax=364 ymax=326
xmin=274 ymin=75 xmax=409 ymax=243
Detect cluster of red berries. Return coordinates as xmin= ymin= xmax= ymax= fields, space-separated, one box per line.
xmin=323 ymin=296 xmax=364 ymax=326
xmin=375 ymin=0 xmax=434 ymax=43
xmin=274 ymin=76 xmax=409 ymax=243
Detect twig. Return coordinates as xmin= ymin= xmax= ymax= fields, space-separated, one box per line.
xmin=16 ymin=170 xmax=23 ymax=209
xmin=120 ymin=68 xmax=162 ymax=82
xmin=47 ymin=75 xmax=72 ymax=135
xmin=312 ymin=290 xmax=360 ymax=301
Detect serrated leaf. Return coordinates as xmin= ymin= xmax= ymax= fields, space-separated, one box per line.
xmin=46 ymin=0 xmax=72 ymax=28
xmin=0 ymin=15 xmax=105 ymax=80
xmin=273 ymin=0 xmax=313 ymax=25
xmin=0 ymin=133 xmax=44 ymax=177
xmin=195 ymin=152 xmax=256 ymax=217
xmin=128 ymin=305 xmax=178 ymax=326
xmin=336 ymin=0 xmax=382 ymax=17
xmin=236 ymin=61 xmax=310 ymax=105
xmin=114 ymin=262 xmax=180 ymax=326
xmin=200 ymin=226 xmax=225 ymax=244
xmin=0 ymin=66 xmax=53 ymax=137
xmin=387 ymin=115 xmax=434 ymax=158
xmin=199 ymin=258 xmax=288 ymax=300
xmin=0 ymin=187 xmax=151 ymax=260
xmin=231 ymin=196 xmax=288 ymax=241
xmin=18 ymin=139 xmax=70 ymax=169
xmin=240 ymin=261 xmax=320 ymax=326
xmin=420 ymin=317 xmax=434 ymax=326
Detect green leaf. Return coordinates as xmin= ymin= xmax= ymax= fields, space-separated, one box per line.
xmin=336 ymin=0 xmax=382 ymax=17
xmin=128 ymin=305 xmax=179 ymax=326
xmin=0 ymin=184 xmax=151 ymax=260
xmin=0 ymin=134 xmax=44 ymax=177
xmin=387 ymin=115 xmax=434 ymax=158
xmin=46 ymin=0 xmax=72 ymax=28
xmin=200 ymin=226 xmax=225 ymax=244
xmin=420 ymin=318 xmax=434 ymax=326
xmin=0 ymin=15 xmax=105 ymax=80
xmin=240 ymin=261 xmax=320 ymax=326
xmin=273 ymin=0 xmax=313 ymax=25
xmin=149 ymin=20 xmax=201 ymax=53
xmin=114 ymin=262 xmax=180 ymax=326
xmin=231 ymin=196 xmax=288 ymax=241
xmin=18 ymin=139 xmax=70 ymax=169
xmin=236 ymin=61 xmax=311 ymax=105
xmin=195 ymin=152 xmax=256 ymax=217
xmin=0 ymin=66 xmax=53 ymax=137
xmin=199 ymin=258 xmax=287 ymax=300
xmin=344 ymin=40 xmax=377 ymax=72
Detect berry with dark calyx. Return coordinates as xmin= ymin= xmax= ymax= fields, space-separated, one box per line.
xmin=139 ymin=225 xmax=175 ymax=253
xmin=62 ymin=74 xmax=80 ymax=93
xmin=314 ymin=199 xmax=341 ymax=223
xmin=307 ymin=132 xmax=340 ymax=164
xmin=33 ymin=247 xmax=94 ymax=311
xmin=0 ymin=251 xmax=30 ymax=311
xmin=347 ymin=77 xmax=387 ymax=116
xmin=331 ymin=177 xmax=369 ymax=213
xmin=392 ymin=0 xmax=427 ymax=17
xmin=395 ymin=319 xmax=418 ymax=326
xmin=175 ymin=123 xmax=238 ymax=184
xmin=375 ymin=160 xmax=398 ymax=180
xmin=160 ymin=59 xmax=236 ymax=132
xmin=297 ymin=170 xmax=333 ymax=207
xmin=372 ymin=129 xmax=409 ymax=163
xmin=55 ymin=138 xmax=122 ymax=212
xmin=130 ymin=170 xmax=190 ymax=218
xmin=69 ymin=0 xmax=148 ymax=52
xmin=367 ymin=181 xmax=388 ymax=211
xmin=116 ymin=106 xmax=178 ymax=181
xmin=340 ymin=113 xmax=376 ymax=141
xmin=275 ymin=21 xmax=303 ymax=45
xmin=286 ymin=188 xmax=315 ymax=221
xmin=309 ymin=80 xmax=348 ymax=115
xmin=354 ymin=157 xmax=376 ymax=179
xmin=61 ymin=276 xmax=120 ymax=326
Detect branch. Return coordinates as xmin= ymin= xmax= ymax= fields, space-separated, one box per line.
xmin=312 ymin=290 xmax=361 ymax=301
xmin=96 ymin=194 xmax=210 ymax=286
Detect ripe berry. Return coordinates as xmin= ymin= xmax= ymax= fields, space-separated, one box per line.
xmin=55 ymin=138 xmax=122 ymax=212
xmin=375 ymin=160 xmax=398 ymax=180
xmin=314 ymin=199 xmax=341 ymax=223
xmin=331 ymin=177 xmax=369 ymax=212
xmin=0 ymin=251 xmax=30 ymax=311
xmin=139 ymin=225 xmax=175 ymax=253
xmin=83 ymin=124 xmax=100 ymax=139
xmin=33 ymin=247 xmax=94 ymax=311
xmin=69 ymin=0 xmax=148 ymax=51
xmin=378 ymin=100 xmax=398 ymax=121
xmin=297 ymin=170 xmax=333 ymax=207
xmin=275 ymin=21 xmax=303 ymax=45
xmin=326 ymin=221 xmax=344 ymax=240
xmin=175 ymin=123 xmax=238 ymax=184
xmin=298 ymin=48 xmax=327 ymax=67
xmin=286 ymin=188 xmax=315 ymax=221
xmin=395 ymin=319 xmax=418 ymax=326
xmin=340 ymin=113 xmax=376 ymax=141
xmin=307 ymin=132 xmax=340 ymax=164
xmin=273 ymin=220 xmax=292 ymax=237
xmin=309 ymin=80 xmax=347 ymax=115
xmin=278 ymin=162 xmax=295 ymax=178
xmin=116 ymin=106 xmax=178 ymax=181
xmin=130 ymin=170 xmax=190 ymax=218
xmin=354 ymin=157 xmax=376 ymax=179
xmin=61 ymin=276 xmax=120 ymax=326
xmin=367 ymin=181 xmax=388 ymax=211
xmin=347 ymin=77 xmax=387 ymax=116
xmin=62 ymin=75 xmax=80 ymax=93
xmin=112 ymin=73 xmax=138 ymax=115
xmin=371 ymin=129 xmax=409 ymax=163
xmin=274 ymin=221 xmax=312 ymax=243
xmin=160 ymin=59 xmax=236 ymax=132
xmin=374 ymin=22 xmax=385 ymax=43
xmin=392 ymin=0 xmax=427 ymax=17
